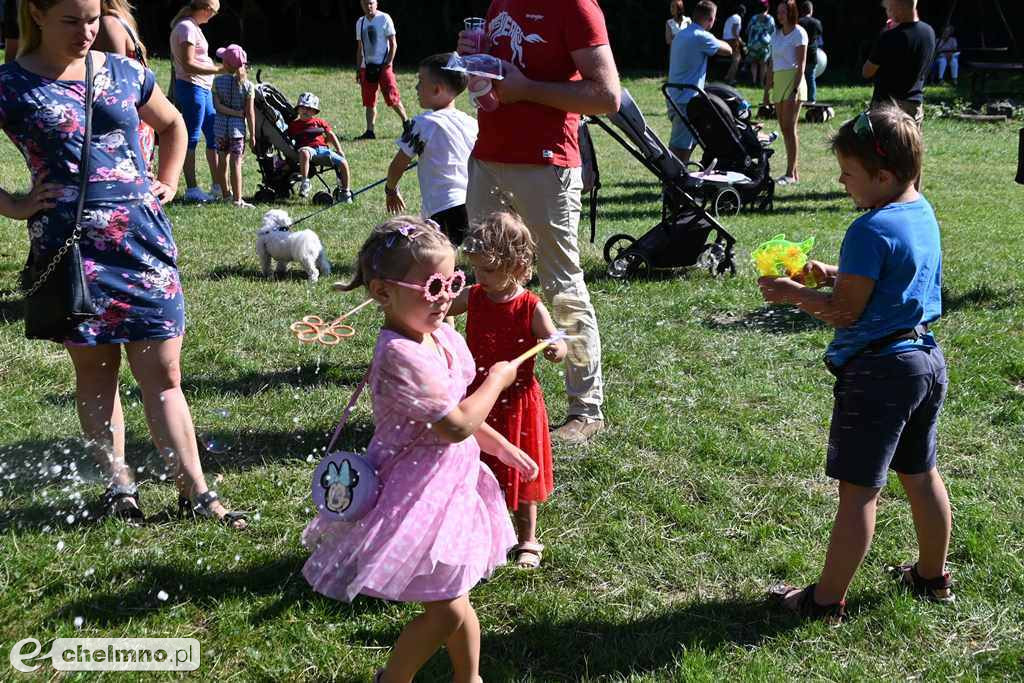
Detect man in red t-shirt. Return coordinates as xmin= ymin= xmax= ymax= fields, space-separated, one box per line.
xmin=459 ymin=0 xmax=621 ymax=443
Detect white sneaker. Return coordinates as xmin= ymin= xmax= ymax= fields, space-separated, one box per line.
xmin=184 ymin=186 xmax=214 ymax=203
xmin=337 ymin=188 xmax=353 ymax=204
xmin=234 ymin=200 xmax=256 ymax=208
xmin=299 ymin=179 xmax=312 ymax=198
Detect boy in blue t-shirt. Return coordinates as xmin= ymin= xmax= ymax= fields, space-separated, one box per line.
xmin=758 ymin=103 xmax=953 ymax=623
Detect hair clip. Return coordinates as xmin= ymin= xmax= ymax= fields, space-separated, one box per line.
xmin=424 ymin=218 xmax=440 ymax=230
xmin=384 ymin=224 xmax=419 ymax=249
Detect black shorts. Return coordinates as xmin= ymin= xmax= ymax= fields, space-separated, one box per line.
xmin=826 ymin=346 xmax=947 ymax=488
xmin=430 ymin=204 xmax=468 ymax=247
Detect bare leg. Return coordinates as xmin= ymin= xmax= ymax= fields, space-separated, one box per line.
xmin=66 ymin=344 xmax=133 ymax=490
xmin=230 ymin=152 xmax=243 ymax=202
xmin=379 ymin=595 xmax=473 ymax=683
xmin=215 ymin=150 xmax=229 ymax=199
xmin=391 ymin=101 xmax=409 ymax=123
xmin=365 ymin=105 xmax=376 ymax=133
xmin=445 ymin=599 xmax=481 ymax=683
xmin=336 ymin=159 xmax=350 ymax=189
xmin=205 ymin=147 xmax=219 ymax=189
xmin=183 ymin=148 xmax=199 ymax=189
xmin=777 ymin=98 xmax=802 ymax=178
xmin=669 ymin=146 xmax=693 ymax=163
xmin=897 ymin=469 xmax=952 ymax=579
xmin=299 ymin=148 xmax=312 ymax=179
xmin=515 ymin=501 xmax=538 ymax=544
xmin=124 ymin=337 xmax=244 ymax=528
xmin=813 ymin=481 xmax=881 ymax=605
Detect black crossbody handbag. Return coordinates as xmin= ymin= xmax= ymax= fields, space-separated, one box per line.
xmin=20 ymin=53 xmax=100 ymax=341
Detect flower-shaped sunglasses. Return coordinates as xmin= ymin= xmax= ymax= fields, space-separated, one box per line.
xmin=385 ymin=270 xmax=466 ymax=303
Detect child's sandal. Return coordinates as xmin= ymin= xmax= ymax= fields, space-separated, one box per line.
xmin=887 ymin=562 xmax=955 ymax=603
xmin=768 ymin=582 xmax=846 ymax=624
xmin=100 ymin=483 xmax=144 ymax=525
xmin=511 ymin=541 xmax=544 ymax=569
xmin=177 ymin=490 xmax=250 ymax=530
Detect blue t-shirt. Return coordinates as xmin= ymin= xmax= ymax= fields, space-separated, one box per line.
xmin=667 ymin=23 xmax=720 ymax=109
xmin=825 ymin=196 xmax=942 ymax=368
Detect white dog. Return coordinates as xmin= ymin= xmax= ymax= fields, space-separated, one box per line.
xmin=256 ymin=209 xmax=331 ymax=282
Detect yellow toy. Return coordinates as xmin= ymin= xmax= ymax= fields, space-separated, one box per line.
xmin=752 ymin=234 xmax=817 ymax=287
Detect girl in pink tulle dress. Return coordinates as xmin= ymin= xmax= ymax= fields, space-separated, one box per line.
xmin=302 ymin=217 xmax=538 ymax=682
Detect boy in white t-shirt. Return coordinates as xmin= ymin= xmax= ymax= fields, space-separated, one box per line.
xmin=383 ymin=53 xmax=477 ymax=246
xmin=354 ymin=0 xmax=409 ymax=140
xmin=723 ymin=3 xmax=747 ymax=84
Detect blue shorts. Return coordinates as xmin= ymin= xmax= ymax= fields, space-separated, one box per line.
xmin=301 ymin=146 xmax=346 ymax=170
xmin=173 ymin=80 xmax=216 ymax=150
xmin=669 ymin=109 xmax=696 ymax=151
xmin=826 ymin=347 xmax=947 ymax=488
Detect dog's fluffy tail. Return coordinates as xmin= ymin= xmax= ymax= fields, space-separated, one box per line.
xmin=316 ymin=248 xmax=331 ymax=276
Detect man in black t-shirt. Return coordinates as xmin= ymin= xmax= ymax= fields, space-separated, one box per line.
xmin=862 ymin=0 xmax=934 ymax=126
xmin=3 ymin=0 xmax=19 ymax=62
xmin=798 ymin=1 xmax=823 ymax=102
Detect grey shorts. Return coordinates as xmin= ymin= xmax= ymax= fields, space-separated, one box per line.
xmin=826 ymin=346 xmax=947 ymax=488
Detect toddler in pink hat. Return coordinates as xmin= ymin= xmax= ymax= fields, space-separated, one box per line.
xmin=212 ymin=44 xmax=256 ymax=206
xmin=216 ymin=44 xmax=248 ymax=70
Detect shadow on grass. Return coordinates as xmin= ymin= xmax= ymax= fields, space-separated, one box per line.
xmin=204 ymin=264 xmax=355 ymax=282
xmin=45 ymin=552 xmax=396 ymax=629
xmin=775 ymin=190 xmax=848 ymax=202
xmin=941 ymin=284 xmax=1018 ymax=314
xmin=0 ymin=293 xmax=24 ymax=324
xmin=769 ymin=203 xmax=847 ymax=216
xmin=703 ymin=306 xmax=826 ymax=334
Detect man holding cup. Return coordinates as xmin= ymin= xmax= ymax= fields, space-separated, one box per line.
xmin=459 ymin=1 xmax=621 ymax=444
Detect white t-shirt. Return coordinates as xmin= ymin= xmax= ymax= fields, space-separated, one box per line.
xmin=170 ymin=17 xmax=214 ymax=89
xmin=356 ymin=12 xmax=397 ymax=67
xmin=396 ymin=108 xmax=478 ymax=218
xmin=771 ymin=24 xmax=809 ymax=71
xmin=666 ymin=16 xmax=691 ymax=40
xmin=723 ymin=14 xmax=742 ymax=41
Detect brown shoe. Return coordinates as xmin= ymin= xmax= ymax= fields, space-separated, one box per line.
xmin=550 ymin=416 xmax=604 ymax=444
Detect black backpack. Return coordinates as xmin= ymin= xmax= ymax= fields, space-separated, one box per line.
xmin=578 ymin=116 xmax=601 ymax=243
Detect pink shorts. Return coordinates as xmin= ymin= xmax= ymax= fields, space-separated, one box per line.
xmin=215 ymin=137 xmax=245 ymax=155
xmin=360 ymin=65 xmax=401 ymax=108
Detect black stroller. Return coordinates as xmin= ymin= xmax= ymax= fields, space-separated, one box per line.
xmin=586 ymin=88 xmax=738 ymax=279
xmin=251 ymin=72 xmax=347 ymax=206
xmin=663 ymin=82 xmax=775 ymax=213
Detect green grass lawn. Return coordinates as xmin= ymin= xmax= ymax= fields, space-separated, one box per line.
xmin=1 ymin=61 xmax=1023 ymax=681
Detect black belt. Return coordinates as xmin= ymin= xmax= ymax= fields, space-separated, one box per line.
xmin=825 ymin=324 xmax=930 ymax=376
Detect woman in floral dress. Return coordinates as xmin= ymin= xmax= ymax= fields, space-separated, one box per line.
xmin=0 ymin=0 xmax=247 ymax=528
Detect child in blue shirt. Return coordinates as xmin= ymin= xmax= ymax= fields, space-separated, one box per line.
xmin=758 ymin=103 xmax=953 ymax=623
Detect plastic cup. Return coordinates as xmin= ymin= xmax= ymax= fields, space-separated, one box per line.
xmin=468 ymin=76 xmax=499 ymax=112
xmin=464 ymin=17 xmax=486 ymax=54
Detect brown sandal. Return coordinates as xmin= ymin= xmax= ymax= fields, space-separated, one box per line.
xmin=511 ymin=541 xmax=544 ymax=569
xmin=768 ymin=582 xmax=846 ymax=625
xmin=887 ymin=562 xmax=955 ymax=603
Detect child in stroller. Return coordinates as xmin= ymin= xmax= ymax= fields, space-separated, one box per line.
xmin=251 ymin=78 xmax=352 ymax=206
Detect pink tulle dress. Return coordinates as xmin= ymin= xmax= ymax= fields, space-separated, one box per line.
xmin=302 ymin=324 xmax=517 ymax=603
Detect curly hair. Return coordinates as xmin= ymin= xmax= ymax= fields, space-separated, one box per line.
xmin=338 ymin=216 xmax=454 ymax=292
xmin=463 ymin=211 xmax=536 ymax=289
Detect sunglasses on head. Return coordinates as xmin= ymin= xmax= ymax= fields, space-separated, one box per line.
xmin=385 ymin=270 xmax=466 ymax=303
xmin=853 ymin=111 xmax=888 ymax=158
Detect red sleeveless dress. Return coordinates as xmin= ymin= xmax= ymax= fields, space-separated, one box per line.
xmin=466 ymin=285 xmax=554 ymax=510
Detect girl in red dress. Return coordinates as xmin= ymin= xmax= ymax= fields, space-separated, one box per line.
xmin=450 ymin=212 xmax=567 ymax=569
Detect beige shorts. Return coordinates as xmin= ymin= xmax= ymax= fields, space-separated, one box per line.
xmin=772 ymin=68 xmax=808 ymax=103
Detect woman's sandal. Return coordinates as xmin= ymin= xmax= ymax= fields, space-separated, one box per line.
xmin=887 ymin=562 xmax=955 ymax=603
xmin=511 ymin=541 xmax=544 ymax=569
xmin=768 ymin=582 xmax=846 ymax=625
xmin=177 ymin=490 xmax=250 ymax=530
xmin=100 ymin=483 xmax=144 ymax=525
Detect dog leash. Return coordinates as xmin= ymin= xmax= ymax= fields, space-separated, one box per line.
xmin=286 ymin=163 xmax=418 ymax=231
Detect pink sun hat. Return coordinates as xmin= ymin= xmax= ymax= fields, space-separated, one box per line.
xmin=216 ymin=44 xmax=248 ymax=70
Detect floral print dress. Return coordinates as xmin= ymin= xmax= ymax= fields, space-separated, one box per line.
xmin=0 ymin=53 xmax=183 ymax=344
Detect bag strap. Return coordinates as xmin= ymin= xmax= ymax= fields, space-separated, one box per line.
xmin=114 ymin=15 xmax=147 ymax=67
xmin=74 ymin=52 xmax=95 ymax=242
xmin=326 ymin=369 xmax=371 ymax=452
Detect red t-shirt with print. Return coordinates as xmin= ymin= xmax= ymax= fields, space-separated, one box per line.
xmin=472 ymin=0 xmax=610 ymax=168
xmin=287 ymin=117 xmax=332 ymax=149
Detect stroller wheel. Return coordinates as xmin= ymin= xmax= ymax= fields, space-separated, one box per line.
xmin=253 ymin=187 xmax=276 ymax=203
xmin=607 ymin=252 xmax=648 ymax=280
xmin=603 ymin=233 xmax=637 ymax=264
xmin=312 ymin=191 xmax=334 ymax=207
xmin=712 ymin=187 xmax=741 ymax=218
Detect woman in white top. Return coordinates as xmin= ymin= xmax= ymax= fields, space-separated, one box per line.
xmin=765 ymin=0 xmax=807 ymax=185
xmin=665 ymin=0 xmax=691 ymax=46
xmin=169 ymin=0 xmax=227 ymax=202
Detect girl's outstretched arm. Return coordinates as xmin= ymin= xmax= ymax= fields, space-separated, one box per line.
xmin=431 ymin=362 xmax=516 ymax=443
xmin=475 ymin=423 xmax=539 ymax=480
xmin=531 ymin=301 xmax=567 ymax=362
